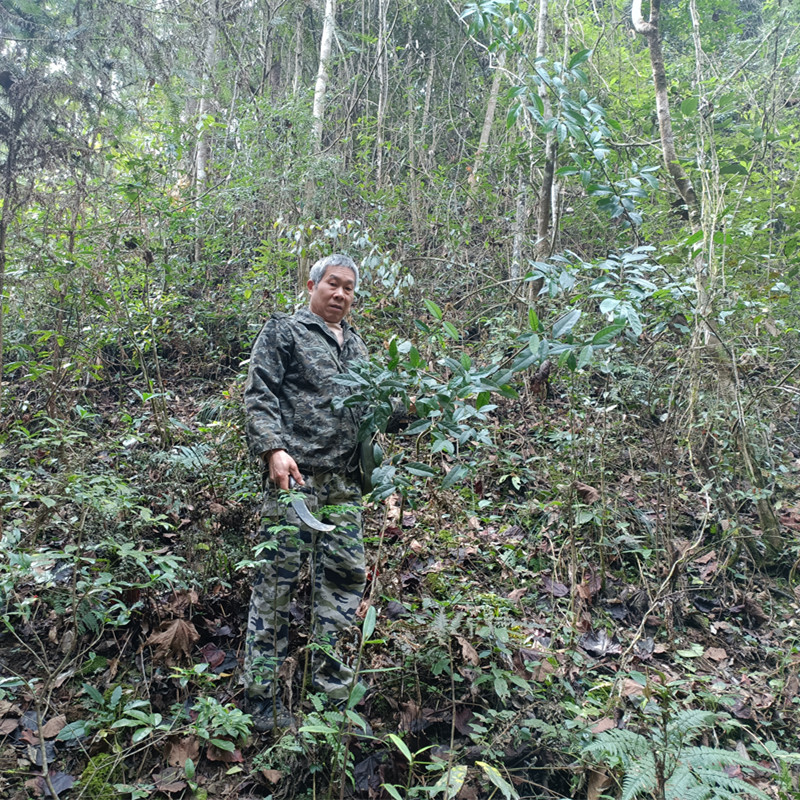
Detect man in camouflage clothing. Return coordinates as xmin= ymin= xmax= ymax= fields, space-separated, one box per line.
xmin=243 ymin=254 xmax=367 ymax=731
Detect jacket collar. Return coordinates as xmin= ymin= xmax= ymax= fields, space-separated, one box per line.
xmin=295 ymin=306 xmax=354 ymax=341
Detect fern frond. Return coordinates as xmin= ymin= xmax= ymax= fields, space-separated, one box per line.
xmin=620 ymin=755 xmax=656 ymax=800
xmin=670 ymin=766 xmax=772 ymax=800
xmin=664 ymin=709 xmax=715 ymax=749
xmin=679 ymin=745 xmax=764 ymax=770
xmin=583 ymin=728 xmax=651 ymax=763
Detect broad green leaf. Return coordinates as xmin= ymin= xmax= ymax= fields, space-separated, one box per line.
xmin=476 ymin=390 xmax=491 ymax=410
xmin=443 ymin=321 xmax=460 ymax=340
xmin=382 ymin=784 xmax=404 ymax=800
xmin=592 ymin=320 xmax=626 ymax=344
xmin=56 ymin=720 xmax=92 ymax=741
xmin=719 ymin=162 xmax=748 ymax=175
xmin=131 ymin=726 xmax=153 ymax=743
xmin=577 ymin=345 xmax=593 ymax=369
xmin=210 ymin=738 xmax=236 ymax=751
xmin=405 ymin=461 xmax=438 ymax=478
xmin=568 ymin=48 xmax=592 ymax=69
xmin=110 ymin=685 xmax=123 ymax=706
xmin=346 ymin=709 xmax=372 ymax=732
xmin=599 ymin=298 xmax=620 ymax=317
xmin=528 ymin=307 xmax=540 ymax=332
xmin=683 ymin=230 xmax=704 ymax=248
xmin=405 ymin=418 xmax=432 ymax=435
xmin=424 ymin=299 xmax=443 ymax=320
xmin=348 ymin=681 xmax=369 ymax=709
xmin=476 ymin=762 xmax=518 ymax=800
xmin=552 ymin=309 xmax=581 ymax=339
xmin=300 ymin=724 xmax=338 ymax=734
xmin=680 ymin=96 xmax=698 ymax=116
xmin=388 ymin=733 xmax=413 ymax=763
xmin=363 ymin=604 xmax=377 ymax=641
xmin=433 ymin=765 xmax=468 ymax=800
xmin=408 ymin=346 xmax=423 ymax=368
xmin=442 ymin=464 xmax=468 ymax=490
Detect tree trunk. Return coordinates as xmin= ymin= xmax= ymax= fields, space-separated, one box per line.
xmin=631 ymin=0 xmax=698 ymax=226
xmin=633 ymin=0 xmax=783 ymax=561
xmin=534 ymin=0 xmax=556 ymax=261
xmin=194 ymin=19 xmax=217 ymax=265
xmin=468 ymin=50 xmax=505 ymax=191
xmin=510 ymin=165 xmax=526 ymax=285
xmin=375 ymin=0 xmax=389 ymax=188
xmin=407 ymin=61 xmax=422 ymax=238
xmin=292 ymin=7 xmax=304 ymax=97
xmin=311 ymin=0 xmax=336 ymax=150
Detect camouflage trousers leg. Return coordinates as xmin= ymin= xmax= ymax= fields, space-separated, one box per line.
xmin=243 ymin=470 xmax=364 ymax=703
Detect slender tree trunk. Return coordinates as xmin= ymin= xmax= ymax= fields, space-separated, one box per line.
xmin=510 ymin=166 xmax=526 ymax=285
xmin=0 ymin=98 xmax=21 ymax=425
xmin=305 ymin=0 xmax=336 ymax=218
xmin=469 ymin=50 xmax=506 ymax=191
xmin=0 ymin=208 xmax=7 ymax=423
xmin=633 ymin=0 xmax=783 ymax=560
xmin=631 ymin=0 xmax=699 ymax=225
xmin=534 ymin=0 xmax=557 ymax=262
xmin=421 ymin=47 xmax=436 ymax=173
xmin=194 ymin=19 xmax=217 ymax=264
xmin=292 ymin=7 xmax=304 ymax=97
xmin=375 ymin=0 xmax=389 ymax=188
xmin=407 ymin=55 xmax=422 ymax=238
xmin=311 ymin=0 xmax=336 ymax=150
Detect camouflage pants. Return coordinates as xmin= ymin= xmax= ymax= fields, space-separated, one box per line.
xmin=243 ymin=470 xmax=364 ymax=703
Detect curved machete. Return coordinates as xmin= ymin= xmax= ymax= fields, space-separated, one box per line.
xmin=288 ymin=476 xmax=335 ymax=532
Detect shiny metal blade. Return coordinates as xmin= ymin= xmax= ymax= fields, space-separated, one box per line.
xmin=288 ymin=477 xmax=335 ymax=532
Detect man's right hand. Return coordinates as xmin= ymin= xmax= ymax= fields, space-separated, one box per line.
xmin=264 ymin=449 xmax=304 ymax=489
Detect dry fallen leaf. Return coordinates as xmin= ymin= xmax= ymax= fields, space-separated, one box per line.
xmin=586 ymin=768 xmax=614 ymax=800
xmin=164 ymin=735 xmax=200 ymax=768
xmin=456 ymin=636 xmax=480 ymax=666
xmin=152 ymin=768 xmax=187 ymax=794
xmin=144 ymin=619 xmax=199 ymax=664
xmin=705 ymin=647 xmax=728 ymax=662
xmin=0 ymin=700 xmax=21 ymax=717
xmin=40 ymin=715 xmax=67 ymax=739
xmin=542 ymin=574 xmax=569 ymax=597
xmin=620 ymin=678 xmax=646 ymax=698
xmin=206 ymin=744 xmax=244 ymax=763
xmin=261 ymin=769 xmax=283 ymax=784
xmin=0 ymin=718 xmax=19 ymax=735
xmin=590 ymin=718 xmax=616 ymax=734
xmin=575 ymin=482 xmax=601 ymax=503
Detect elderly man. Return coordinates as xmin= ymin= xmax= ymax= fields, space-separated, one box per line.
xmin=243 ymin=253 xmax=368 ymax=731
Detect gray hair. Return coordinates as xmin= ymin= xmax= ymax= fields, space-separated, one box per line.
xmin=309 ymin=253 xmax=359 ymax=291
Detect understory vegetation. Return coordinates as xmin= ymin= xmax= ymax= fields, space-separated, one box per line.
xmin=2 ymin=0 xmax=800 ymax=798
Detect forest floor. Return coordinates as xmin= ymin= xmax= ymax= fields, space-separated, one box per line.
xmin=2 ymin=355 xmax=800 ymax=800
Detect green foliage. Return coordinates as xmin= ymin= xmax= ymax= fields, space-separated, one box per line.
xmin=583 ymin=706 xmax=772 ymax=800
xmin=190 ymin=696 xmax=252 ymax=750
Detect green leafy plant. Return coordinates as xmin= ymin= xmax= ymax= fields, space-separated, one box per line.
xmin=190 ymin=696 xmax=252 ymax=751
xmin=583 ymin=706 xmax=771 ymax=800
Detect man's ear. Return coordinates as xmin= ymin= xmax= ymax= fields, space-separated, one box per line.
xmin=306 ymin=279 xmax=315 ymax=292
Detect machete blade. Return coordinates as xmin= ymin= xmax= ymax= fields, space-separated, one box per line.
xmin=288 ymin=477 xmax=335 ymax=532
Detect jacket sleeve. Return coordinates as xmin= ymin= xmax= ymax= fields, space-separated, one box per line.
xmin=244 ymin=316 xmax=294 ymax=458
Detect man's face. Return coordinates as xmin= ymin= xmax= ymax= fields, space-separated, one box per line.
xmin=307 ymin=265 xmax=356 ymax=324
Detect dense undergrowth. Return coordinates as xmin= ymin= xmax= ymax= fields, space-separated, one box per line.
xmin=2 ymin=260 xmax=800 ymax=800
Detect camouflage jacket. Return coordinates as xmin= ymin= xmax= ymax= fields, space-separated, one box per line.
xmin=244 ymin=308 xmax=369 ymax=472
